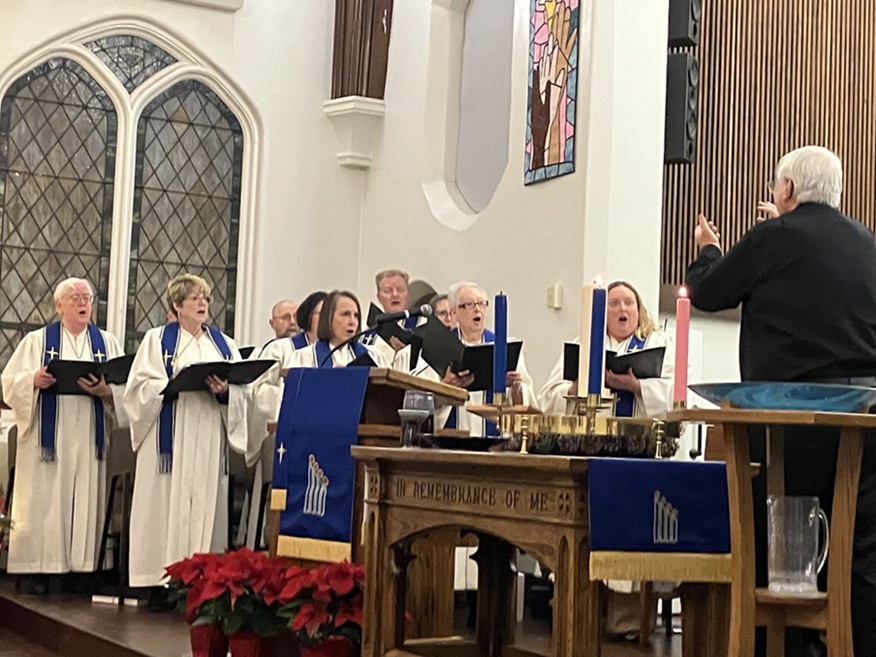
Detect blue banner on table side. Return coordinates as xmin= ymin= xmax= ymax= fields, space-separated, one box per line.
xmin=588 ymin=458 xmax=730 ymax=553
xmin=273 ymin=367 xmax=370 ymax=543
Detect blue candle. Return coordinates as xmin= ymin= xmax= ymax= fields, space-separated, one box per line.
xmin=586 ymin=284 xmax=607 ymax=395
xmin=493 ymin=292 xmax=508 ymax=396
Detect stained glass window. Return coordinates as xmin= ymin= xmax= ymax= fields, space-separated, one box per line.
xmin=126 ymin=79 xmax=243 ymax=351
xmin=85 ymin=35 xmax=177 ymax=94
xmin=0 ymin=58 xmax=117 ymax=368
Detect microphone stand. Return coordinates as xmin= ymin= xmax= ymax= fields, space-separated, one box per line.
xmin=318 ymin=324 xmax=379 ymax=368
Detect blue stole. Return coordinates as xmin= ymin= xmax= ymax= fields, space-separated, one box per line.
xmin=39 ymin=322 xmax=107 ymax=462
xmin=445 ymin=328 xmax=498 ymax=436
xmin=613 ymin=335 xmax=647 ymax=417
xmin=158 ymin=323 xmax=232 ymax=474
xmin=314 ymin=340 xmax=368 ymax=369
xmin=291 ymin=332 xmax=309 ymax=350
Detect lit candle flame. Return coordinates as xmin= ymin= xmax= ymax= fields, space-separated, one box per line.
xmin=595 ymin=274 xmax=604 ymax=287
xmin=679 ymin=286 xmax=688 ymax=299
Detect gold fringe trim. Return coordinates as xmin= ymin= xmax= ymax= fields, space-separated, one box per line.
xmin=277 ymin=536 xmax=351 ymax=562
xmin=589 ymin=551 xmax=732 ymax=583
xmin=270 ymin=488 xmax=287 ymax=511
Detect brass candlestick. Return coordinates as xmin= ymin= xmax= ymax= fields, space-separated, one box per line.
xmin=519 ymin=414 xmax=530 ymax=454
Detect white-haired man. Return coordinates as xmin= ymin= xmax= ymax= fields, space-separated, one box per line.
xmin=1 ymin=278 xmax=126 ymax=581
xmin=687 ymin=146 xmax=876 ymax=657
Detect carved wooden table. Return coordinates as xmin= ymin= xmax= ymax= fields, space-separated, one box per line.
xmin=352 ymin=446 xmax=599 ymax=657
xmin=665 ymin=408 xmax=876 ymax=657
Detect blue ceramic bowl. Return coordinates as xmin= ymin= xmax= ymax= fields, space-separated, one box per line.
xmin=689 ymin=382 xmax=876 ymax=413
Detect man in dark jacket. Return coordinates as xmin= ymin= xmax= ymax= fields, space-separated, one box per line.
xmin=686 ymin=146 xmax=876 ymax=657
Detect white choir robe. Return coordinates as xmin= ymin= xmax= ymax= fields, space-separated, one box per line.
xmin=124 ymin=326 xmax=248 ymax=588
xmin=240 ymin=336 xmax=303 ymax=549
xmin=1 ymin=326 xmax=126 ymax=573
xmin=434 ymin=334 xmax=536 ymax=438
xmin=365 ymin=316 xmax=428 ymax=374
xmin=538 ymin=331 xmax=675 ymax=419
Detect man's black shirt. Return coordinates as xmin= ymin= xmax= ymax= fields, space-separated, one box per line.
xmin=685 ymin=202 xmax=876 ymax=381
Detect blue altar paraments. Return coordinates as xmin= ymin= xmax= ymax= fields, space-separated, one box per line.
xmin=588 ymin=458 xmax=730 ymax=553
xmin=272 ymin=367 xmax=369 ymax=560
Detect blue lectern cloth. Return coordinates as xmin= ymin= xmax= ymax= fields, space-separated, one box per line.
xmin=274 ymin=367 xmax=369 ymax=543
xmin=588 ymin=458 xmax=730 ymax=553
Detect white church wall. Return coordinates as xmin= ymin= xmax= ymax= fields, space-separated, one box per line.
xmin=357 ymin=0 xmax=670 ymax=386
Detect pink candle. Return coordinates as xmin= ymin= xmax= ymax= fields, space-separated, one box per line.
xmin=674 ymin=287 xmax=690 ymax=404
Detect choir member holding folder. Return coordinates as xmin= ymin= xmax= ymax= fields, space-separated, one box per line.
xmin=124 ymin=273 xmax=250 ymax=589
xmin=434 ymin=282 xmax=534 ymax=437
xmin=1 ymin=278 xmax=127 ymax=579
xmin=539 ymin=280 xmax=675 ymax=420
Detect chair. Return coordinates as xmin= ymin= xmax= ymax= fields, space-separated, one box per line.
xmin=96 ymin=428 xmax=135 ymax=602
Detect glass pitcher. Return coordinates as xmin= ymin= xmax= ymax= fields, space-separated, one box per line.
xmin=767 ymin=495 xmax=829 ymax=595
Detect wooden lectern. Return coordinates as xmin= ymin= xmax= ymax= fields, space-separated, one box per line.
xmin=270 ymin=368 xmax=469 ymax=638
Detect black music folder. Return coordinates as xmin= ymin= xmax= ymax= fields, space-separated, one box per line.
xmin=47 ymin=355 xmax=135 ymax=394
xmin=562 ymin=343 xmax=665 ymax=381
xmin=238 ymin=345 xmax=256 ymax=359
xmin=365 ymin=303 xmax=418 ymax=346
xmin=416 ymin=317 xmax=521 ymax=391
xmin=161 ymin=359 xmax=275 ymax=396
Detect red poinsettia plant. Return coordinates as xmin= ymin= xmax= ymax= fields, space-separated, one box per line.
xmin=165 ymin=548 xmax=287 ymax=637
xmin=271 ymin=561 xmax=365 ymax=648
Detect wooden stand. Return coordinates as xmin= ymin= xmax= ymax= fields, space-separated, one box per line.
xmin=666 ymin=407 xmax=876 ymax=657
xmin=271 ymin=369 xmax=468 ymax=639
xmin=353 ymin=447 xmax=600 ymax=657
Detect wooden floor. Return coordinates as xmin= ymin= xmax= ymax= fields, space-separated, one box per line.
xmin=0 ymin=577 xmax=680 ymax=657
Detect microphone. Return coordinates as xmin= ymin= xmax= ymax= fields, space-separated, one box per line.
xmin=374 ymin=304 xmax=433 ymax=324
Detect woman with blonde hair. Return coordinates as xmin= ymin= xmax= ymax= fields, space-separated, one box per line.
xmin=539 ymin=280 xmax=674 ymax=420
xmin=125 ymin=273 xmax=248 ymax=593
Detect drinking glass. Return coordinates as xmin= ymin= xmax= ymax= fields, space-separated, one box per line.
xmin=398 ymin=391 xmax=434 ymax=448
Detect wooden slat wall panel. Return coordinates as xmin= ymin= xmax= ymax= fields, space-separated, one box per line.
xmin=661 ymin=0 xmax=876 ymax=285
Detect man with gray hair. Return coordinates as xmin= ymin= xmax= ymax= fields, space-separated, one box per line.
xmin=686 ymin=145 xmax=876 ymax=657
xmin=1 ymin=277 xmax=126 ymax=585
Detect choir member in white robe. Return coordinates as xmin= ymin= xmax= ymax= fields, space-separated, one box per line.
xmin=429 ymin=293 xmax=455 ymax=330
xmin=363 ymin=269 xmax=426 ymax=372
xmin=240 ymin=293 xmax=326 ymax=548
xmin=539 ymin=281 xmax=675 ymax=418
xmin=124 ymin=274 xmax=248 ymax=588
xmin=1 ymin=278 xmax=126 ymax=574
xmin=290 ymin=290 xmax=391 ymax=369
xmin=538 ymin=280 xmax=675 ymax=638
xmin=437 ymin=282 xmax=535 ymax=438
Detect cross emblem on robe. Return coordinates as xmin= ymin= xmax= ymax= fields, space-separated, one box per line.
xmin=277 ymin=442 xmax=287 ymax=464
xmin=93 ymin=349 xmax=105 ymax=362
xmin=163 ymin=350 xmax=173 ymax=367
xmin=46 ymin=347 xmax=58 ymax=360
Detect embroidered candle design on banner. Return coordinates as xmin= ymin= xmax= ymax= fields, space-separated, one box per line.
xmin=653 ymin=490 xmax=679 ymax=545
xmin=304 ymin=454 xmax=329 ymax=517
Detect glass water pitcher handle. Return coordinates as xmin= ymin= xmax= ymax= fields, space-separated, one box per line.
xmin=816 ymin=508 xmax=830 ymax=575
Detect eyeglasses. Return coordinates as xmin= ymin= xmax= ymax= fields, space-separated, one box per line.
xmin=67 ymin=294 xmax=94 ymax=304
xmin=457 ymin=299 xmax=490 ymax=311
xmin=435 ymin=310 xmax=450 ymax=318
xmin=186 ymin=293 xmax=212 ymax=303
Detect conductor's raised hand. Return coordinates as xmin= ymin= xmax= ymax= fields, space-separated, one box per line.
xmin=34 ymin=366 xmax=56 ymax=390
xmin=443 ymin=366 xmax=474 ymax=389
xmin=695 ymin=213 xmax=721 ymax=249
xmin=756 ymin=201 xmax=779 ymax=222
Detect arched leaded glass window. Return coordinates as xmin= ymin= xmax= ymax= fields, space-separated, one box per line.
xmin=85 ymin=35 xmax=177 ymax=94
xmin=0 ymin=57 xmax=116 ymax=367
xmin=125 ymin=79 xmax=243 ymax=351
